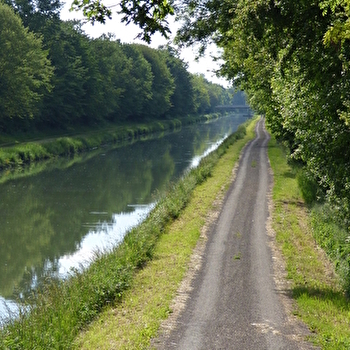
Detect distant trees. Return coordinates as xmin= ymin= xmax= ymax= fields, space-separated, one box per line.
xmin=89 ymin=0 xmax=350 ymax=222
xmin=119 ymin=43 xmax=153 ymax=120
xmin=191 ymin=74 xmax=210 ymax=115
xmin=134 ymin=44 xmax=175 ymax=118
xmin=163 ymin=46 xmax=195 ymax=117
xmin=0 ymin=1 xmax=233 ymax=133
xmin=42 ymin=21 xmax=92 ymax=127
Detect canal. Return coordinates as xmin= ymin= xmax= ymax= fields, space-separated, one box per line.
xmin=0 ymin=115 xmax=247 ymax=318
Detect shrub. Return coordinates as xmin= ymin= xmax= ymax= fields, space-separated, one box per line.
xmin=297 ymin=170 xmax=321 ymax=205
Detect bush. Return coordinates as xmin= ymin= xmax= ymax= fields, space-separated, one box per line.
xmin=297 ymin=170 xmax=321 ymax=205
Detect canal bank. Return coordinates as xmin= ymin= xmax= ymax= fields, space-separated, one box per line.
xmin=72 ymin=118 xmax=258 ymax=349
xmin=0 ymin=116 xmax=251 ymax=347
xmin=0 ymin=114 xmax=248 ymax=318
xmin=0 ymin=114 xmax=225 ymax=172
xmin=2 ymin=116 xmax=347 ymax=348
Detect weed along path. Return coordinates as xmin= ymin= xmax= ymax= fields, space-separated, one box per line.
xmin=154 ymin=118 xmax=315 ymax=350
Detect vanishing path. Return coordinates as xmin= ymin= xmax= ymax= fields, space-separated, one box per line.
xmin=155 ymin=118 xmax=314 ymax=349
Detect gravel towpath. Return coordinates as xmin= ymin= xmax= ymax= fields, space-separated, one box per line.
xmin=153 ymin=118 xmax=316 ymax=350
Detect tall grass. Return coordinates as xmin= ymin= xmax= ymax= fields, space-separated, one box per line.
xmin=296 ymin=163 xmax=350 ymax=294
xmin=310 ymin=205 xmax=350 ymax=294
xmin=0 ymin=119 xmax=246 ymax=350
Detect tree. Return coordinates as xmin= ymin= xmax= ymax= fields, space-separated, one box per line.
xmin=70 ymin=0 xmax=174 ymax=43
xmin=135 ymin=44 xmax=175 ymax=118
xmin=39 ymin=21 xmax=90 ymax=127
xmin=87 ymin=36 xmax=127 ymax=121
xmin=206 ymin=83 xmax=223 ymax=111
xmin=222 ymin=88 xmax=247 ymax=106
xmin=117 ymin=0 xmax=349 ymax=220
xmin=0 ymin=2 xmax=52 ymax=130
xmin=162 ymin=45 xmax=195 ymax=117
xmin=119 ymin=44 xmax=154 ymax=119
xmin=191 ymin=74 xmax=210 ymax=114
xmin=4 ymin=0 xmax=62 ymax=33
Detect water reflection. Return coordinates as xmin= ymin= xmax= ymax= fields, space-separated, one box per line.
xmin=58 ymin=204 xmax=155 ymax=276
xmin=0 ymin=115 xmax=247 ymax=316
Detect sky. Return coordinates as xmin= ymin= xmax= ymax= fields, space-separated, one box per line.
xmin=60 ymin=1 xmax=231 ymax=88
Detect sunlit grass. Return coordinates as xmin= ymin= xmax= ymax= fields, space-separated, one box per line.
xmin=268 ymin=137 xmax=350 ymax=349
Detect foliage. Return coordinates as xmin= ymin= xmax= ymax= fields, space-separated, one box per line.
xmin=0 ymin=0 xmax=231 ymax=132
xmin=0 ymin=2 xmax=52 ymax=128
xmin=119 ymin=43 xmax=154 ymax=119
xmin=4 ymin=0 xmax=61 ymax=32
xmin=191 ymin=74 xmax=211 ymax=114
xmin=42 ymin=21 xmax=92 ymax=127
xmin=165 ymin=0 xmax=350 ymax=225
xmin=71 ymin=0 xmax=112 ymax=25
xmin=70 ymin=0 xmax=174 ymax=43
xmin=134 ymin=44 xmax=175 ymax=118
xmin=311 ymin=204 xmax=350 ymax=293
xmin=161 ymin=45 xmax=196 ymax=117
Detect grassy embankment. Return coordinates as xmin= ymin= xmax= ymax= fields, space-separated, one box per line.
xmin=268 ymin=138 xmax=350 ymax=349
xmin=0 ymin=117 xmax=254 ymax=349
xmin=0 ymin=114 xmax=221 ymax=171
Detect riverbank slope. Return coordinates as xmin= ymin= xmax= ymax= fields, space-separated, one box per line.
xmin=0 ymin=116 xmax=250 ymax=349
xmin=0 ymin=114 xmax=223 ymax=171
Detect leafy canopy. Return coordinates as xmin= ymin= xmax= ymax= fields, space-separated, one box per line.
xmin=70 ymin=0 xmax=175 ymax=43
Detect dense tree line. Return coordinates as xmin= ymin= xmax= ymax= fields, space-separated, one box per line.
xmin=165 ymin=0 xmax=350 ymax=224
xmin=0 ymin=0 xmax=236 ymax=134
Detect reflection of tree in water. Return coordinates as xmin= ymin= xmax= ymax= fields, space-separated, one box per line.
xmin=150 ymin=147 xmax=175 ymax=195
xmin=0 ymin=115 xmax=247 ymax=304
xmin=0 ymin=184 xmax=56 ymax=298
xmin=0 ymin=137 xmax=176 ymax=300
xmin=183 ymin=116 xmax=243 ymax=158
xmin=13 ymin=257 xmax=61 ymax=301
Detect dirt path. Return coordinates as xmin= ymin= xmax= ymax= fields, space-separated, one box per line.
xmin=153 ymin=118 xmax=315 ymax=349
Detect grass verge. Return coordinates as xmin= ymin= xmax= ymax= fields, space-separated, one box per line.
xmin=0 ymin=118 xmax=256 ymax=349
xmin=0 ymin=114 xmax=221 ymax=171
xmin=268 ymin=137 xmax=350 ymax=349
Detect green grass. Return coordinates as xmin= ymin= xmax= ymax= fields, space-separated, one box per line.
xmin=0 ymin=114 xmax=221 ymax=171
xmin=310 ymin=205 xmax=350 ymax=294
xmin=0 ymin=116 xmax=254 ymax=350
xmin=268 ymin=137 xmax=350 ymax=349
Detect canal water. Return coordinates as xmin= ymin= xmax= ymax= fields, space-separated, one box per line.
xmin=0 ymin=115 xmax=247 ymax=318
